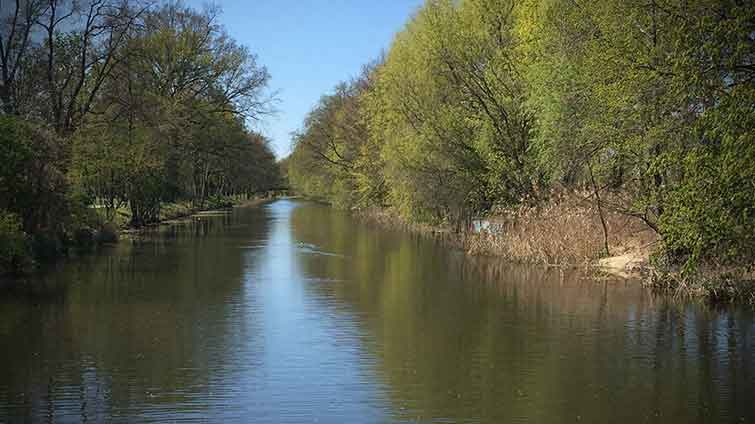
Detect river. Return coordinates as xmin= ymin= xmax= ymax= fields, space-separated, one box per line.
xmin=1 ymin=200 xmax=753 ymax=423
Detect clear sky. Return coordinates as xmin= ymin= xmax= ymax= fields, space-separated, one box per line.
xmin=186 ymin=0 xmax=424 ymax=159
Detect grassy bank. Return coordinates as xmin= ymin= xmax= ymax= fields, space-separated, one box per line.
xmin=358 ymin=192 xmax=656 ymax=269
xmin=464 ymin=193 xmax=657 ymax=269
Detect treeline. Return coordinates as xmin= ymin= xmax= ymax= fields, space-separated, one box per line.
xmin=1 ymin=1 xmax=280 ymax=273
xmin=288 ymin=0 xmax=754 ymax=273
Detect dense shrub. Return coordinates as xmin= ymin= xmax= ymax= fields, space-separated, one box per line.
xmin=0 ymin=210 xmax=32 ymax=275
xmin=659 ymin=86 xmax=755 ymax=270
xmin=0 ymin=116 xmax=67 ymax=235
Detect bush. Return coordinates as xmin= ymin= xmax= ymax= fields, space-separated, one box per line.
xmin=658 ymin=86 xmax=755 ymax=271
xmin=0 ymin=210 xmax=33 ymax=275
xmin=207 ymin=195 xmax=234 ymax=209
xmin=96 ymin=223 xmax=120 ymax=244
xmin=0 ymin=116 xmax=66 ymax=234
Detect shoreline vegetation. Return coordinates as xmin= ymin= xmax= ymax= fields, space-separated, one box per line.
xmin=355 ymin=200 xmax=755 ymax=305
xmin=0 ymin=193 xmax=282 ymax=281
xmin=287 ymin=1 xmax=755 ymax=304
xmin=0 ymin=194 xmax=287 ymax=291
xmin=122 ymin=193 xmax=284 ymax=233
xmin=0 ymin=2 xmax=284 ymax=277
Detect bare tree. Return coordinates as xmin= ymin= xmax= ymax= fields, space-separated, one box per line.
xmin=0 ymin=0 xmax=46 ymax=114
xmin=1 ymin=0 xmax=148 ymax=132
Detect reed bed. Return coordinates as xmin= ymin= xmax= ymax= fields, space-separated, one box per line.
xmin=355 ymin=195 xmax=755 ymax=304
xmin=465 ymin=192 xmax=657 ymax=267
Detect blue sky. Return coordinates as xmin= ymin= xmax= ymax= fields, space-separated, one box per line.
xmin=187 ymin=0 xmax=424 ymax=158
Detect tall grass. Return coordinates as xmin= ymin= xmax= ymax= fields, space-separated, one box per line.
xmin=465 ymin=192 xmax=657 ymax=266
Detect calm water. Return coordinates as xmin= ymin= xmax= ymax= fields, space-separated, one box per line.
xmin=1 ymin=200 xmax=753 ymax=423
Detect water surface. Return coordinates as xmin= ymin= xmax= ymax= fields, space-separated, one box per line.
xmin=1 ymin=200 xmax=753 ymax=422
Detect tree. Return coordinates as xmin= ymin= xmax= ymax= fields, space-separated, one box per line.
xmin=2 ymin=0 xmax=280 ymax=262
xmin=520 ymin=0 xmax=755 ymax=267
xmin=364 ymin=0 xmax=539 ymax=225
xmin=71 ymin=1 xmax=276 ymax=226
xmin=288 ymin=65 xmax=376 ymax=208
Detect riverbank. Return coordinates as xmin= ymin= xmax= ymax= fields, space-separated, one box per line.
xmin=355 ymin=197 xmax=755 ymax=305
xmin=0 ymin=194 xmax=285 ymax=279
xmin=357 ymin=194 xmax=656 ymax=272
xmin=120 ymin=194 xmax=291 ymax=237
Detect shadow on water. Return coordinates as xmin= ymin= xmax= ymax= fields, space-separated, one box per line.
xmin=0 ymin=199 xmax=753 ymax=423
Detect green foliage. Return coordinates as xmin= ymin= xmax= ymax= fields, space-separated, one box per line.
xmin=289 ymin=0 xmax=755 ymax=274
xmin=288 ymin=69 xmax=377 ymax=209
xmin=0 ymin=116 xmax=35 ymax=214
xmin=660 ymin=85 xmax=755 ymax=269
xmin=0 ymin=2 xmax=280 ymax=270
xmin=0 ymin=210 xmax=32 ymax=275
xmin=520 ymin=0 xmax=755 ymax=268
xmin=66 ymin=3 xmax=280 ymax=227
xmin=367 ymin=0 xmax=483 ymax=222
xmin=0 ymin=116 xmax=67 ymax=234
xmin=291 ymin=0 xmax=542 ymax=225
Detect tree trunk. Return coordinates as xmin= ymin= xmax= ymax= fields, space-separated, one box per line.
xmin=589 ymin=162 xmax=610 ymax=257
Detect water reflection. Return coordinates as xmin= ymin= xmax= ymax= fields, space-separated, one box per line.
xmin=288 ymin=202 xmax=755 ymax=423
xmin=1 ymin=207 xmax=270 ymax=422
xmin=0 ymin=200 xmax=753 ymax=423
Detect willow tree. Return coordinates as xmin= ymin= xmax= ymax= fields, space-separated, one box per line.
xmin=366 ymin=0 xmax=538 ymax=225
xmin=288 ymin=66 xmax=375 ymax=208
xmin=518 ymin=0 xmax=755 ymax=267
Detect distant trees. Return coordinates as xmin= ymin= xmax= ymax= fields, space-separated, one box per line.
xmin=288 ymin=0 xmax=755 ymax=271
xmin=288 ymin=64 xmax=375 ymax=208
xmin=0 ymin=0 xmax=280 ymax=272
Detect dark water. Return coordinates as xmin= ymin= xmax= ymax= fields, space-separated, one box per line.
xmin=1 ymin=200 xmax=753 ymax=423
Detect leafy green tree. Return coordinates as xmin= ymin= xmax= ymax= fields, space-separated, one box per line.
xmin=288 ymin=66 xmax=375 ymax=208
xmin=70 ymin=1 xmax=277 ymax=226
xmin=519 ymin=0 xmax=755 ymax=267
xmin=291 ymin=0 xmax=755 ymax=276
xmin=365 ymin=0 xmax=539 ymax=225
xmin=2 ymin=1 xmax=280 ymax=264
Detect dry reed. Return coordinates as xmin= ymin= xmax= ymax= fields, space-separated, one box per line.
xmin=465 ymin=191 xmax=657 ymax=266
